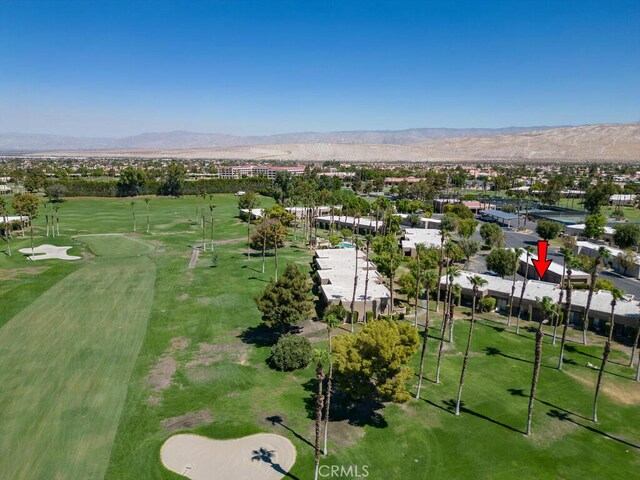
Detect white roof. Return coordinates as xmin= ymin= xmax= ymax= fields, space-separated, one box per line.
xmin=0 ymin=215 xmax=29 ymax=224
xmin=402 ymin=228 xmax=441 ymax=250
xmin=444 ymin=271 xmax=640 ymax=319
xmin=610 ymin=194 xmax=636 ymax=201
xmin=0 ymin=185 xmax=11 ymax=192
xmin=517 ymin=250 xmax=589 ymax=277
xmin=566 ymin=224 xmax=616 ymax=235
xmin=239 ymin=208 xmax=264 ymax=218
xmin=576 ymin=241 xmax=640 ymax=264
xmin=315 ymin=248 xmax=390 ymax=302
xmin=316 ymin=215 xmax=383 ymax=229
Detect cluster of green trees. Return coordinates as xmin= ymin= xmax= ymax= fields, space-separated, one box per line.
xmin=43 ymin=169 xmax=271 ymax=198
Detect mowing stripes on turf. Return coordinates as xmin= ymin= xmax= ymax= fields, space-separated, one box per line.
xmin=0 ymin=251 xmax=155 ymax=479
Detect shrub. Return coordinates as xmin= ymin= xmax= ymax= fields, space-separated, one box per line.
xmin=477 ymin=297 xmax=496 ymax=313
xmin=269 ymin=334 xmax=312 ymax=371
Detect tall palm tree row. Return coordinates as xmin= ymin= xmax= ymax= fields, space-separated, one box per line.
xmin=435 ymin=268 xmax=460 ymax=384
xmin=415 ymin=271 xmax=438 ymax=399
xmin=435 ymin=222 xmax=452 ymax=313
xmin=593 ymin=288 xmax=625 ymax=423
xmin=557 ymin=253 xmax=575 ymax=370
xmin=551 ymin=248 xmax=570 ymax=346
xmin=349 ymin=237 xmax=361 ymax=332
xmin=362 ymin=234 xmax=373 ymax=321
xmin=582 ymin=247 xmax=612 ymax=345
xmin=527 ymin=296 xmax=557 ymax=435
xmin=455 ymin=275 xmax=488 ymax=416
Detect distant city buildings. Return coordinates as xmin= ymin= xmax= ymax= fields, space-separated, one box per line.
xmin=217 ymin=164 xmax=306 ymax=179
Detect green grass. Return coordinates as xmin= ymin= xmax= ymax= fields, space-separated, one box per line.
xmin=0 ymin=236 xmax=156 ymax=479
xmin=1 ymin=194 xmax=638 ymax=479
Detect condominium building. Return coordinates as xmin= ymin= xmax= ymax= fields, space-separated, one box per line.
xmin=217 ymin=164 xmax=306 ymax=179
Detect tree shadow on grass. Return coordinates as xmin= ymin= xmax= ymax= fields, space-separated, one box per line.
xmin=484 ymin=346 xmax=534 ymax=366
xmin=562 ymin=357 xmax=632 ymax=380
xmin=248 ymin=275 xmax=271 ymax=283
xmin=426 ymin=398 xmax=525 ymax=434
xmin=547 ymin=409 xmax=640 ymax=450
xmin=238 ymin=323 xmax=280 ymax=348
xmin=302 ymin=379 xmax=388 ymax=429
xmin=564 ymin=344 xmax=600 ymax=360
xmin=507 ymin=388 xmax=590 ymax=421
xmin=265 ymin=415 xmax=314 ymax=451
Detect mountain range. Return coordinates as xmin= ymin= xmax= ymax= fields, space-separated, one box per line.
xmin=0 ymin=126 xmax=557 ymax=152
xmin=3 ymin=123 xmax=639 ymax=163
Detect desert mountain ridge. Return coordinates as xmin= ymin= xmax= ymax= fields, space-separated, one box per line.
xmin=17 ymin=122 xmax=640 ymax=163
xmin=1 ymin=126 xmax=563 ymax=152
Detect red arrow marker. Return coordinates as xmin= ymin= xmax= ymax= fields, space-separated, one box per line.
xmin=532 ymin=240 xmax=553 ymax=279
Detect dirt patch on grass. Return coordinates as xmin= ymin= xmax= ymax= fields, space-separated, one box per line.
xmin=565 ymin=370 xmax=640 ymax=405
xmin=178 ymin=293 xmax=190 ymax=301
xmin=298 ymin=319 xmax=328 ymax=342
xmin=187 ymin=342 xmax=250 ymax=367
xmin=1 ymin=266 xmax=49 ymax=280
xmin=196 ymin=296 xmax=214 ymax=305
xmin=162 ymin=408 xmax=213 ymax=432
xmin=147 ymin=337 xmax=190 ymax=403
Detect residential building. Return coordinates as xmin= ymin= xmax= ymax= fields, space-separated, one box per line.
xmin=314 ymin=248 xmax=391 ymax=318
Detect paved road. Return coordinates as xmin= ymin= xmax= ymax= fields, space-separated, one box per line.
xmin=469 ymin=219 xmax=640 ymax=299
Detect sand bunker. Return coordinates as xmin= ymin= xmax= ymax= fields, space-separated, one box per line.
xmin=160 ymin=433 xmax=297 ymax=480
xmin=19 ymin=244 xmax=81 ymax=261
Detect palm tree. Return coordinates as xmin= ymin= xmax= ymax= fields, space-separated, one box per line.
xmin=209 ymin=204 xmax=216 ymax=251
xmin=349 ymin=238 xmax=361 ymax=332
xmin=455 ymin=275 xmax=488 ymax=415
xmin=322 ymin=313 xmax=341 ymax=455
xmin=435 ymin=225 xmax=451 ymax=313
xmin=527 ymin=296 xmax=557 ymax=435
xmin=130 ymin=201 xmax=136 ymax=232
xmin=629 ymin=319 xmax=640 ymax=369
xmin=435 ymin=268 xmax=460 ymax=383
xmin=313 ymin=359 xmax=326 ymax=480
xmin=507 ymin=247 xmax=523 ymax=327
xmin=593 ymin=288 xmax=625 ymax=423
xmin=270 ymin=221 xmax=281 ymax=282
xmin=144 ymin=198 xmax=151 ymax=233
xmin=416 ymin=271 xmax=438 ymax=399
xmin=582 ymin=247 xmax=612 ymax=345
xmin=362 ymin=234 xmax=373 ymax=321
xmin=448 ymin=283 xmax=462 ymax=344
xmin=516 ymin=245 xmax=536 ymax=333
xmin=53 ymin=204 xmax=60 ymax=236
xmin=557 ymin=253 xmax=575 ymax=370
xmin=551 ymin=248 xmax=570 ymax=346
xmin=412 ymin=245 xmax=424 ymax=327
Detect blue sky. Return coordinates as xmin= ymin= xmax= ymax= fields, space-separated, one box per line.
xmin=1 ymin=0 xmax=638 ymax=136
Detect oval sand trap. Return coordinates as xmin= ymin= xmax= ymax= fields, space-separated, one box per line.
xmin=19 ymin=244 xmax=80 ymax=261
xmin=160 ymin=433 xmax=297 ymax=480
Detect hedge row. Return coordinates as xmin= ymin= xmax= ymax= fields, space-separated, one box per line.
xmin=45 ymin=178 xmax=271 ymax=197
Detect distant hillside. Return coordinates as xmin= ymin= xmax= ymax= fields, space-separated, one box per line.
xmin=0 ymin=126 xmax=556 ymax=152
xmin=28 ymin=123 xmax=640 ymax=163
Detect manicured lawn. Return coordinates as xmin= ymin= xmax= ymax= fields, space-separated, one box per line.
xmin=0 ymin=235 xmax=156 ymax=479
xmin=1 ymin=194 xmax=638 ymax=479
